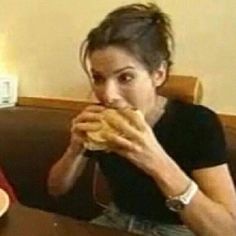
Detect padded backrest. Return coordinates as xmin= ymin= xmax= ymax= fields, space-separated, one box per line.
xmin=159 ymin=75 xmax=203 ymax=104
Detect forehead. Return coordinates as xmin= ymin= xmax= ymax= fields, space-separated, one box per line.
xmin=89 ymin=46 xmax=146 ymax=73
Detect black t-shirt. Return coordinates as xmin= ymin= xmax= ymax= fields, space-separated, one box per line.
xmin=85 ymin=100 xmax=226 ymax=224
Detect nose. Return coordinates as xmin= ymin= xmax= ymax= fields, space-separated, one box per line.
xmin=100 ymin=80 xmax=121 ymax=107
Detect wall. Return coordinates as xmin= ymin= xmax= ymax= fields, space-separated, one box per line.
xmin=0 ymin=0 xmax=235 ymax=113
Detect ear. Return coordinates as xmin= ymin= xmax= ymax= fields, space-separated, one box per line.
xmin=152 ymin=61 xmax=168 ymax=87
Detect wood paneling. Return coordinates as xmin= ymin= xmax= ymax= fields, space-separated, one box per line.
xmin=18 ymin=97 xmax=236 ymax=128
xmin=219 ymin=114 xmax=236 ymax=129
xmin=18 ymin=97 xmax=90 ymax=111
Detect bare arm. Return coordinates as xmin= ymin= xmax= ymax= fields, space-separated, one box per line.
xmin=47 ymin=145 xmax=88 ymax=196
xmin=182 ymin=165 xmax=236 ymax=235
xmin=151 ymin=159 xmax=236 ymax=236
xmin=47 ymin=104 xmax=105 ymax=197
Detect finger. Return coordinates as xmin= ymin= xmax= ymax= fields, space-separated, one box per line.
xmin=72 ymin=122 xmax=102 ymax=133
xmin=73 ymin=111 xmax=103 ymax=124
xmin=103 ymin=132 xmax=141 ymax=153
xmin=70 ymin=127 xmax=86 ymax=141
xmin=104 ymin=111 xmax=143 ymax=143
xmin=84 ymin=104 xmax=106 ymax=112
xmin=70 ymin=134 xmax=84 ymax=144
xmin=72 ymin=104 xmax=105 ymax=123
xmin=117 ymin=108 xmax=146 ymax=131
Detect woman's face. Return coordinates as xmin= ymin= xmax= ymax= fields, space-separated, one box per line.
xmin=89 ymin=46 xmax=166 ymax=117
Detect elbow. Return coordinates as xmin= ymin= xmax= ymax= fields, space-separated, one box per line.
xmin=227 ymin=208 xmax=236 ymax=234
xmin=215 ymin=211 xmax=236 ymax=235
xmin=207 ymin=221 xmax=236 ymax=236
xmin=48 ymin=185 xmax=65 ymax=197
xmin=217 ymin=213 xmax=236 ymax=236
xmin=47 ymin=175 xmax=68 ymax=197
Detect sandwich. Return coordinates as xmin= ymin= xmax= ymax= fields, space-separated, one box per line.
xmin=84 ymin=108 xmax=138 ymax=151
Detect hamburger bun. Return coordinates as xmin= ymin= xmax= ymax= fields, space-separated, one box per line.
xmin=84 ymin=108 xmax=138 ymax=151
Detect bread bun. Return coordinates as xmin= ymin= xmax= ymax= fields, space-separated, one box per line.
xmin=84 ymin=108 xmax=136 ymax=151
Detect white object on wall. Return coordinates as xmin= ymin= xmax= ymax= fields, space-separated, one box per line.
xmin=0 ymin=76 xmax=18 ymax=108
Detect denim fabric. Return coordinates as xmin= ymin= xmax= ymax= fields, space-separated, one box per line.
xmin=90 ymin=203 xmax=195 ymax=236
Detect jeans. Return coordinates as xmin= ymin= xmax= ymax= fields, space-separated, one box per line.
xmin=90 ymin=203 xmax=195 ymax=236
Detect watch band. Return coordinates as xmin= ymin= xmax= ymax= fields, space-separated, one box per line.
xmin=166 ymin=180 xmax=198 ymax=212
xmin=181 ymin=180 xmax=198 ymax=204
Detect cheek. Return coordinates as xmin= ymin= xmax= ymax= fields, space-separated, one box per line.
xmin=90 ymin=86 xmax=104 ymax=102
xmin=93 ymin=88 xmax=102 ymax=99
xmin=122 ymin=83 xmax=156 ymax=109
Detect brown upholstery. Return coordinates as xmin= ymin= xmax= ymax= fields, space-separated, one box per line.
xmin=0 ymin=107 xmax=101 ymax=220
xmin=220 ymin=116 xmax=236 ymax=186
xmin=0 ymin=105 xmax=235 ymax=220
xmin=159 ymin=75 xmax=203 ymax=104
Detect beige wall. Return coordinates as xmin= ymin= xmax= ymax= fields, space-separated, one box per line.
xmin=0 ymin=0 xmax=235 ymax=113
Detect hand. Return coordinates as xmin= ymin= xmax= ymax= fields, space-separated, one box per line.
xmin=102 ymin=109 xmax=168 ymax=175
xmin=69 ymin=104 xmax=105 ymax=154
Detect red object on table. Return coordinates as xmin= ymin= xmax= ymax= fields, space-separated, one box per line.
xmin=0 ymin=168 xmax=17 ymax=203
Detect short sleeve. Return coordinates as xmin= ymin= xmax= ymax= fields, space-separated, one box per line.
xmin=189 ymin=105 xmax=227 ymax=170
xmin=84 ymin=150 xmax=99 ymax=159
xmin=84 ymin=149 xmax=106 ymax=160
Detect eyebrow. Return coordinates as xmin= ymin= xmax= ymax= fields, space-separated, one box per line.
xmin=91 ymin=66 xmax=134 ymax=76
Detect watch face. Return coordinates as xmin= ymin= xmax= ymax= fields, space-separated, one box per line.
xmin=166 ymin=199 xmax=185 ymax=212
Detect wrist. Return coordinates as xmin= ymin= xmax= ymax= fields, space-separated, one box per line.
xmin=150 ymin=155 xmax=191 ymax=198
xmin=66 ymin=143 xmax=84 ymax=160
xmin=166 ymin=180 xmax=198 ymax=212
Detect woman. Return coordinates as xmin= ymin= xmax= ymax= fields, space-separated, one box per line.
xmin=48 ymin=3 xmax=236 ymax=235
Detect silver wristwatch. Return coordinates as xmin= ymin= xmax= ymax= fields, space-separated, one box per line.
xmin=166 ymin=180 xmax=198 ymax=212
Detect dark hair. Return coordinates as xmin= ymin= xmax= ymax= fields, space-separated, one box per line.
xmin=80 ymin=3 xmax=174 ymax=76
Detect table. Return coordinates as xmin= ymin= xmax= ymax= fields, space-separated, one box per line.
xmin=0 ymin=203 xmax=136 ymax=236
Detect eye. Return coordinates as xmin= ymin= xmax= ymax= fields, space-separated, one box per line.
xmin=118 ymin=73 xmax=134 ymax=84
